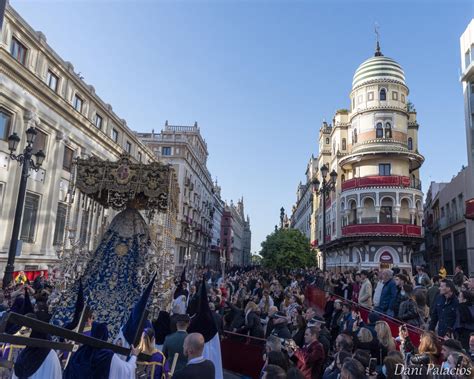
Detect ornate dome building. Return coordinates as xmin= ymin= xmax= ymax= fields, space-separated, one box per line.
xmin=312 ymin=44 xmax=424 ymax=271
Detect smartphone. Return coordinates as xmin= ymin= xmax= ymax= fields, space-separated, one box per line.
xmin=369 ymin=358 xmax=377 ymax=373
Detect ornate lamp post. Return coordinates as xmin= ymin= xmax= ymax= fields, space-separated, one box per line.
xmin=311 ymin=164 xmax=337 ymax=272
xmin=3 ymin=123 xmax=46 ymax=288
xmin=220 ymin=248 xmax=226 ymax=281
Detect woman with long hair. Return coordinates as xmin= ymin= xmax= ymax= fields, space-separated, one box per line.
xmin=237 ymin=301 xmax=264 ymax=338
xmin=290 ymin=314 xmax=306 ymax=348
xmin=375 ymin=320 xmax=396 ymax=364
xmin=410 ymin=331 xmax=440 ymax=365
xmin=137 ymin=327 xmax=170 ymax=379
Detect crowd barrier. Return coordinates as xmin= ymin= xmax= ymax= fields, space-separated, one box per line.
xmin=221 ymin=330 xmax=265 ymax=378
xmin=305 ymin=284 xmax=424 ymax=346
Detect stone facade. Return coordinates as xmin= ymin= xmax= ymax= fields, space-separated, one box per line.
xmin=0 ymin=5 xmax=155 ymax=275
xmin=311 ymin=46 xmax=424 ymax=272
xmin=136 ymin=123 xmax=214 ymax=268
xmin=290 ymin=156 xmax=317 ymax=240
xmin=424 ymin=168 xmax=472 ymax=276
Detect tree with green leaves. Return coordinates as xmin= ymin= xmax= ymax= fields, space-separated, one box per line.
xmin=260 ymin=228 xmax=315 ymax=269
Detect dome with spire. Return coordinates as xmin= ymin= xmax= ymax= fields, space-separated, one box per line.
xmin=352 ymin=43 xmax=405 ymax=89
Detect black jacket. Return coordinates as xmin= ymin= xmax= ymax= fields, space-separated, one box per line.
xmin=173 ymin=360 xmax=215 ymax=379
xmin=271 ymin=323 xmax=292 ymax=339
xmin=237 ymin=311 xmax=264 ymax=338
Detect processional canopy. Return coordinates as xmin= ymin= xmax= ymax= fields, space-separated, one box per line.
xmin=74 ymin=154 xmax=178 ymax=213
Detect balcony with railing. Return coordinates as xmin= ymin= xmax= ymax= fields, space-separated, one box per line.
xmin=341 ymin=175 xmax=421 ymax=192
xmin=342 ymin=223 xmax=422 ymax=237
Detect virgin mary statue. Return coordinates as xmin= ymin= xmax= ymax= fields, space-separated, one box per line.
xmin=52 ymin=154 xmax=178 ymax=338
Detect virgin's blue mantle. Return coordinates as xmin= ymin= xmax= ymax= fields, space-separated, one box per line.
xmin=52 ymin=208 xmax=150 ymax=339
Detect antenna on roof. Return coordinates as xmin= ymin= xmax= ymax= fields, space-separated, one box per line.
xmin=374 ymin=22 xmax=383 ymax=57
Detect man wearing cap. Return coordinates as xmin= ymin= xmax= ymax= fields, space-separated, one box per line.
xmin=163 ymin=314 xmax=190 ymax=372
xmin=308 ymin=316 xmax=330 ymax=356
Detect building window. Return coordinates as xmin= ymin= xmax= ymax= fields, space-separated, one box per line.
xmin=112 ymin=128 xmax=119 ymax=142
xmin=138 ymin=151 xmax=142 ymax=162
xmin=179 ymin=246 xmax=186 ymax=264
xmin=0 ymin=110 xmax=11 ymax=141
xmin=342 ymin=138 xmax=346 ymax=150
xmin=94 ymin=114 xmax=103 ymax=129
xmin=379 ymin=88 xmax=386 ymax=101
xmin=79 ymin=209 xmax=89 ymax=244
xmin=10 ymin=37 xmax=27 ymax=65
xmin=63 ymin=146 xmax=74 ymax=171
xmin=376 ymin=122 xmax=383 ymax=138
xmin=408 ymin=137 xmax=413 ymax=150
xmin=20 ymin=192 xmax=40 ymax=243
xmin=368 ymin=92 xmax=374 ymax=101
xmin=379 ymin=163 xmax=391 ymax=176
xmin=32 ymin=129 xmax=47 ymax=154
xmin=401 ymin=94 xmax=405 ymax=103
xmin=73 ymin=94 xmax=83 ymax=112
xmin=162 ymin=147 xmax=171 ymax=156
xmin=53 ymin=203 xmax=67 ymax=246
xmin=46 ymin=70 xmax=59 ymax=92
xmin=380 ymin=206 xmax=393 ymax=223
xmin=353 ymin=129 xmax=358 ymax=143
xmin=357 ymin=95 xmax=363 ymax=104
xmin=392 ymin=91 xmax=398 ymax=100
xmin=125 ymin=141 xmax=132 ymax=154
xmin=385 ymin=122 xmax=392 ymax=138
xmin=325 ymin=138 xmax=329 ymax=145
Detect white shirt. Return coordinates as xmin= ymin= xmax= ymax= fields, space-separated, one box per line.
xmin=187 ymin=356 xmax=205 ymax=365
xmin=109 ymin=354 xmax=136 ymax=379
xmin=12 ymin=350 xmax=62 ymax=379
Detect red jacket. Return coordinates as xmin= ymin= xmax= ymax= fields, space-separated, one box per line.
xmin=293 ymin=340 xmax=325 ymax=379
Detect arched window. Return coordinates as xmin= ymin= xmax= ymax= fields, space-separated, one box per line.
xmin=376 ymin=122 xmax=383 ymax=138
xmin=380 ymin=88 xmax=387 ymax=101
xmin=353 ymin=129 xmax=358 ymax=143
xmin=342 ymin=138 xmax=346 ymax=150
xmin=385 ymin=122 xmax=392 ymax=138
xmin=325 ymin=137 xmax=330 ymax=144
xmin=408 ymin=137 xmax=413 ymax=150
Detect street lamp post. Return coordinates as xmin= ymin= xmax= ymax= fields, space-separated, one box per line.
xmin=311 ymin=164 xmax=337 ymax=272
xmin=3 ymin=123 xmax=46 ymax=288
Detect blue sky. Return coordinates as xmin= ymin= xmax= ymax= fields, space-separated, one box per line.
xmin=11 ymin=0 xmax=474 ymax=253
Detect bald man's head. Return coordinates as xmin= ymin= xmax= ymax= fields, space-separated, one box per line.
xmin=183 ymin=333 xmax=205 ymax=360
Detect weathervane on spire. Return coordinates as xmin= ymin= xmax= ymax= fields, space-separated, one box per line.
xmin=374 ymin=22 xmax=383 ymax=56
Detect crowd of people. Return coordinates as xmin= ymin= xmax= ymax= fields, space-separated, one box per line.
xmin=0 ymin=264 xmax=473 ymax=379
xmin=194 ymin=264 xmax=474 ymax=379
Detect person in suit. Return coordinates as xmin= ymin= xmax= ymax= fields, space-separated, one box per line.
xmin=173 ymin=333 xmax=215 ymax=379
xmin=162 ymin=314 xmax=189 ymax=373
